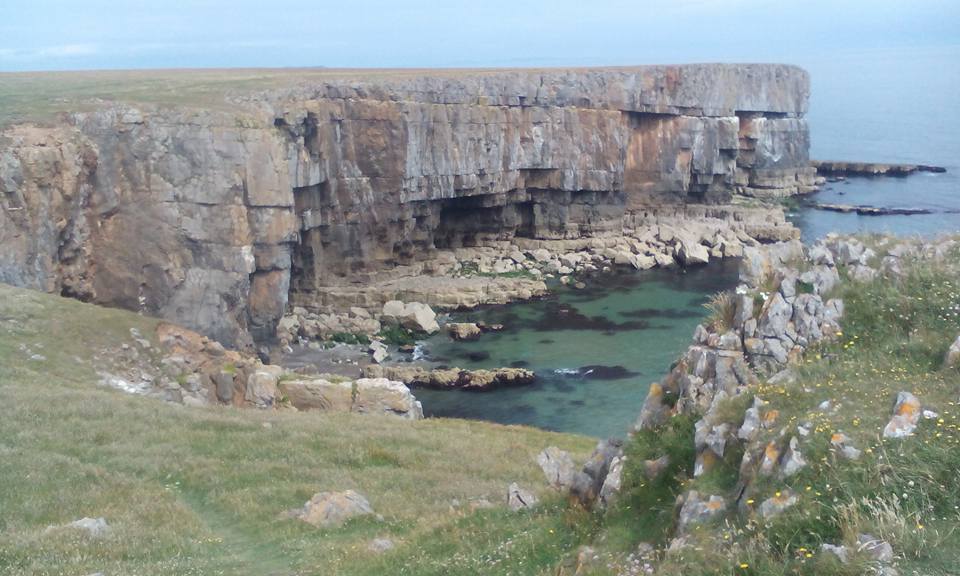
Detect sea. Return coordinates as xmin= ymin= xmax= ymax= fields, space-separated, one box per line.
xmin=419 ymin=45 xmax=960 ymax=437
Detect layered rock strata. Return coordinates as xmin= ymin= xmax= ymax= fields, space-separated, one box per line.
xmin=0 ymin=65 xmax=815 ymax=347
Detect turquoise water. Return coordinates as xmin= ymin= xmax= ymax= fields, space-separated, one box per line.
xmin=416 ymin=46 xmax=960 ymax=437
xmin=415 ymin=260 xmax=740 ymax=438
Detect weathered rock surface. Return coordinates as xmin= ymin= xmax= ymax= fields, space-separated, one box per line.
xmin=882 ymin=391 xmax=922 ymax=439
xmin=1 ymin=65 xmax=814 ymax=347
xmin=279 ymin=377 xmax=423 ymax=419
xmin=507 ymin=483 xmax=538 ymax=511
xmin=446 ymin=322 xmax=483 ymax=341
xmin=537 ymin=446 xmax=577 ymax=491
xmin=945 ymin=335 xmax=960 ymax=368
xmin=289 ymin=490 xmax=374 ymax=527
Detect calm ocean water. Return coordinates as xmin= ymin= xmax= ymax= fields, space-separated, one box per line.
xmin=795 ymin=45 xmax=960 ymax=239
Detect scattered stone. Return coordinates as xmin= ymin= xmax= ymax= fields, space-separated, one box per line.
xmin=779 ymin=436 xmax=807 ymax=477
xmin=830 ymin=432 xmax=862 ymax=460
xmin=537 ymin=446 xmax=576 ymax=491
xmin=643 ymin=455 xmax=670 ymax=480
xmin=599 ymin=455 xmax=624 ymax=506
xmin=857 ymin=533 xmax=894 ymax=563
xmin=677 ymin=491 xmax=726 ymax=531
xmin=759 ymin=490 xmax=798 ymax=519
xmin=738 ymin=397 xmax=764 ymax=441
xmin=368 ymin=538 xmax=395 ymax=553
xmin=369 ymin=340 xmax=389 ymax=364
xmin=570 ymin=438 xmax=623 ymax=508
xmin=507 ymin=483 xmax=538 ymax=511
xmin=290 ymin=490 xmax=374 ymax=527
xmin=381 ymin=301 xmax=440 ymax=334
xmin=821 ymin=543 xmax=850 ymax=564
xmin=945 ymin=335 xmax=960 ymax=368
xmin=883 ymin=391 xmax=922 ymax=438
xmin=213 ymin=371 xmax=235 ymax=404
xmin=244 ymin=366 xmax=281 ymax=408
xmin=66 ymin=517 xmax=111 ymax=538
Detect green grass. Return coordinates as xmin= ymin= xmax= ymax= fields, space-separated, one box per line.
xmin=0 ymin=283 xmax=596 ymax=575
xmin=588 ymin=239 xmax=960 ymax=575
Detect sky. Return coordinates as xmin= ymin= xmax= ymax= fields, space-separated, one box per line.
xmin=2 ymin=0 xmax=958 ymax=72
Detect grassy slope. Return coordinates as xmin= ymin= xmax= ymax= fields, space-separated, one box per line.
xmin=593 ymin=237 xmax=960 ymax=575
xmin=0 ymin=283 xmax=596 ymax=575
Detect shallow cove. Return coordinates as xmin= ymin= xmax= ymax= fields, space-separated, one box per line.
xmin=415 ymin=259 xmax=741 ymax=438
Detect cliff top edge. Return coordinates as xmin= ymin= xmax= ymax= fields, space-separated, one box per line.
xmin=0 ymin=63 xmax=809 ymax=129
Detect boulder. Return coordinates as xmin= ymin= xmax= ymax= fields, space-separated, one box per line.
xmin=507 ymin=483 xmax=538 ymax=511
xmin=599 ymin=455 xmax=625 ymax=506
xmin=280 ymin=378 xmax=354 ymax=412
xmin=570 ymin=438 xmax=623 ymax=508
xmin=368 ymin=538 xmax=395 ymax=553
xmin=381 ymin=301 xmax=440 ymax=334
xmin=857 ymin=534 xmax=894 ymax=563
xmin=64 ymin=517 xmax=111 ymax=538
xmin=676 ymin=238 xmax=710 ymax=266
xmin=213 ymin=371 xmax=235 ymax=404
xmin=447 ymin=322 xmax=482 ymax=341
xmin=821 ymin=543 xmax=850 ymax=564
xmin=278 ymin=377 xmax=422 ymax=419
xmin=779 ymin=436 xmax=807 ymax=477
xmin=537 ymin=446 xmax=576 ymax=491
xmin=945 ymin=335 xmax=960 ymax=368
xmin=291 ymin=490 xmax=374 ymax=527
xmin=369 ymin=340 xmax=389 ymax=364
xmin=882 ymin=391 xmax=922 ymax=438
xmin=352 ymin=378 xmax=423 ymax=420
xmin=244 ymin=365 xmax=282 ymax=408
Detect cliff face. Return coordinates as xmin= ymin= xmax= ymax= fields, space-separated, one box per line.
xmin=0 ymin=65 xmax=815 ymax=348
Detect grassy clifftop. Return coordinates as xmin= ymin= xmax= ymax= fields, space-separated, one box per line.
xmin=0 ymin=283 xmax=596 ymax=575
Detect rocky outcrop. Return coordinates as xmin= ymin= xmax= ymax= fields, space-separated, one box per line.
xmin=287 ymin=490 xmax=374 ymax=527
xmin=0 ymin=65 xmax=814 ymax=347
xmin=279 ymin=376 xmax=423 ymax=419
xmin=363 ymin=364 xmax=535 ymax=390
xmin=812 ymin=160 xmax=946 ymax=177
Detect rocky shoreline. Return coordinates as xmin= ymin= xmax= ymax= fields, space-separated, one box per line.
xmin=622 ymin=231 xmax=958 ymax=560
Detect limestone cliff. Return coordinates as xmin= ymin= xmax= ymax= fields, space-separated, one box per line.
xmin=0 ymin=65 xmax=815 ymax=348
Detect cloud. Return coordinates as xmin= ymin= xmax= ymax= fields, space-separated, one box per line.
xmin=38 ymin=43 xmax=98 ymax=57
xmin=0 ymin=43 xmax=98 ymax=61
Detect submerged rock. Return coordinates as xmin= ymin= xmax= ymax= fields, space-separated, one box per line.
xmin=446 ymin=322 xmax=482 ymax=341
